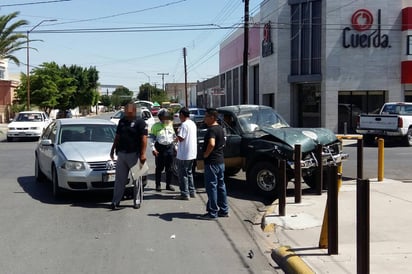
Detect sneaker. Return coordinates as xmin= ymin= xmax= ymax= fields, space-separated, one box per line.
xmin=198 ymin=213 xmax=217 ymax=220
xmin=110 ymin=203 xmax=120 ymax=210
xmin=190 ymin=193 xmax=196 ymax=198
xmin=166 ymin=185 xmax=175 ymax=191
xmin=174 ymin=195 xmax=189 ymax=200
xmin=155 ymin=185 xmax=161 ymax=192
xmin=218 ymin=212 xmax=229 ymax=218
xmin=133 ymin=204 xmax=141 ymax=209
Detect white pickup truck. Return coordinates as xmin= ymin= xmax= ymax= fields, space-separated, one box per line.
xmin=356 ymin=102 xmax=412 ymax=146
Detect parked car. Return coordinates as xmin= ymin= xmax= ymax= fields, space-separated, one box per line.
xmin=34 ymin=118 xmax=146 ymax=198
xmin=135 ymin=100 xmax=154 ymax=111
xmin=150 ymin=105 xmax=160 ymax=116
xmin=188 ymin=105 xmax=349 ymax=196
xmin=357 ymin=102 xmax=412 ymax=146
xmin=189 ymin=107 xmax=206 ymax=124
xmin=7 ymin=111 xmax=51 ymax=142
xmin=110 ymin=107 xmax=155 ymax=132
xmin=173 ymin=107 xmax=206 ymax=126
xmin=56 ymin=109 xmax=73 ymax=119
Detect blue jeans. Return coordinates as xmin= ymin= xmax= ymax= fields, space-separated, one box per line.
xmin=177 ymin=159 xmax=195 ymax=197
xmin=204 ymin=163 xmax=228 ymax=217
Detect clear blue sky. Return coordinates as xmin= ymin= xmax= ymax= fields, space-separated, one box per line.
xmin=1 ymin=0 xmax=261 ymax=91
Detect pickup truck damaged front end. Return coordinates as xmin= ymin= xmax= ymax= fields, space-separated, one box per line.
xmin=256 ymin=127 xmax=348 ymax=170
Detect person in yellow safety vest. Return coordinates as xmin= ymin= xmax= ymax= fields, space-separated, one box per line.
xmin=149 ymin=109 xmax=176 ymax=192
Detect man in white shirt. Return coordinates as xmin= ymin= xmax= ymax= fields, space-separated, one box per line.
xmin=175 ymin=107 xmax=197 ymax=200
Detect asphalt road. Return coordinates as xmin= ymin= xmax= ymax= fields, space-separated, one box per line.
xmin=338 ymin=141 xmax=412 ymax=181
xmin=0 ymin=125 xmax=280 ymax=274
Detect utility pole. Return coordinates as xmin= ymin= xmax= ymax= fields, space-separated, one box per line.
xmin=242 ymin=0 xmax=249 ymax=104
xmin=183 ymin=47 xmax=188 ymax=107
xmin=26 ymin=19 xmax=57 ymax=110
xmin=157 ymin=72 xmax=169 ymax=92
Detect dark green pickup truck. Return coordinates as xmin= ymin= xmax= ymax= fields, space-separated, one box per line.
xmin=195 ymin=105 xmax=348 ymax=196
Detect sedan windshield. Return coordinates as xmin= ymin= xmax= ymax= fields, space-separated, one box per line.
xmin=237 ymin=107 xmax=289 ymax=133
xmin=60 ymin=124 xmax=116 ymax=144
xmin=16 ymin=113 xmax=43 ymax=122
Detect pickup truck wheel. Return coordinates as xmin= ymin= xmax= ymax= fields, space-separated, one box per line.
xmin=303 ymin=173 xmax=328 ymax=190
xmin=404 ymin=128 xmax=412 ymax=146
xmin=247 ymin=162 xmax=278 ymax=197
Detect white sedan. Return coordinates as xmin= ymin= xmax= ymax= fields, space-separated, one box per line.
xmin=110 ymin=107 xmax=155 ymax=132
xmin=35 ymin=118 xmax=147 ymax=198
xmin=7 ymin=111 xmax=51 ymax=142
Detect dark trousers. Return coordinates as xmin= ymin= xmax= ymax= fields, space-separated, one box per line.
xmin=155 ymin=143 xmax=174 ymax=187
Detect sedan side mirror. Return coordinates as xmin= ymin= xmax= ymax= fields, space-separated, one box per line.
xmin=40 ymin=139 xmax=53 ymax=146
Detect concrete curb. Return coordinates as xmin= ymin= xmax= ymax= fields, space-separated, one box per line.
xmin=261 ymin=201 xmax=315 ymax=273
xmin=272 ymin=246 xmax=315 ymax=274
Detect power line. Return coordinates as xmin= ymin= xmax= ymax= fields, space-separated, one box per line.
xmin=0 ymin=0 xmax=71 ymax=8
xmin=50 ymin=0 xmax=187 ymax=26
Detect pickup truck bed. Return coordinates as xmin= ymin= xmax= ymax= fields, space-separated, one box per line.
xmin=356 ymin=102 xmax=412 ymax=146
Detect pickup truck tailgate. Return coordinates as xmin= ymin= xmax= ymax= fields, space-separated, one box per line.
xmin=359 ymin=114 xmax=399 ymax=130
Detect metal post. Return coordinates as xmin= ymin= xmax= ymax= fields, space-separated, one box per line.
xmin=357 ymin=178 xmax=370 ymax=274
xmin=357 ymin=138 xmax=364 ymax=180
xmin=315 ymin=144 xmax=323 ymax=195
xmin=26 ymin=31 xmax=30 ymax=110
xmin=26 ymin=19 xmax=57 ymax=111
xmin=377 ymin=138 xmax=384 ymax=181
xmin=328 ymin=165 xmax=339 ymax=255
xmin=242 ymin=0 xmax=249 ymax=104
xmin=294 ymin=144 xmax=302 ymax=203
xmin=279 ymin=160 xmax=286 ymax=216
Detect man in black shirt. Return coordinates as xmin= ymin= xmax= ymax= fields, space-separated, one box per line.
xmin=110 ymin=103 xmax=147 ymax=209
xmin=200 ymin=108 xmax=229 ymax=220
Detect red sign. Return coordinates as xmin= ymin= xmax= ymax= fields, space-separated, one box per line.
xmin=351 ymin=9 xmax=373 ymax=31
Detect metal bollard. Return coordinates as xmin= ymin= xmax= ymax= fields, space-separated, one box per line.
xmin=327 ymin=165 xmax=339 ymax=255
xmin=357 ymin=138 xmax=364 ymax=180
xmin=294 ymin=144 xmax=302 ymax=203
xmin=278 ymin=160 xmax=286 ymax=216
xmin=315 ymin=144 xmax=323 ymax=195
xmin=378 ymin=138 xmax=384 ymax=181
xmin=357 ymin=178 xmax=370 ymax=274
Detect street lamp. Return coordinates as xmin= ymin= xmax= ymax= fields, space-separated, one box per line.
xmin=26 ymin=19 xmax=57 ymax=110
xmin=137 ymin=72 xmax=151 ymax=101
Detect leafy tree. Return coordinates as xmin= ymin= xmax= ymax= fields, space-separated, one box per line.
xmin=64 ymin=65 xmax=100 ymax=114
xmin=100 ymin=94 xmax=111 ymax=108
xmin=112 ymin=86 xmax=133 ymax=107
xmin=0 ymin=12 xmax=28 ymax=65
xmin=137 ymin=83 xmax=168 ymax=103
xmin=15 ymin=62 xmax=100 ymax=115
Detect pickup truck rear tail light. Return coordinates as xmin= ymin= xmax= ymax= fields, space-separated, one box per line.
xmin=398 ymin=117 xmax=403 ymax=128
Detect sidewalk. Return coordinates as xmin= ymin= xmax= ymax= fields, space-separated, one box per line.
xmin=262 ymin=178 xmax=412 ymax=273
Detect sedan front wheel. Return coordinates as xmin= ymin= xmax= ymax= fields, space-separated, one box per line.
xmin=52 ymin=166 xmax=62 ymax=199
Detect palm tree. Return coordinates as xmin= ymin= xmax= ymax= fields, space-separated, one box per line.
xmin=0 ymin=11 xmax=28 ymax=65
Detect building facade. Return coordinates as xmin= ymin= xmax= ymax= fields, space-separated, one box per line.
xmin=217 ymin=0 xmax=412 ymax=133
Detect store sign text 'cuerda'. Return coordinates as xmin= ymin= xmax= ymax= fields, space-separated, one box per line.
xmin=342 ymin=9 xmax=390 ymax=48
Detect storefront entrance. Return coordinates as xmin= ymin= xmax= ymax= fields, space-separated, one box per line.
xmin=297 ymin=84 xmax=321 ymax=128
xmin=338 ymin=90 xmax=386 ymax=133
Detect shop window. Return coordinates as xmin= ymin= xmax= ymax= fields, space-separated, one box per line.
xmin=290 ymin=0 xmax=322 ymax=76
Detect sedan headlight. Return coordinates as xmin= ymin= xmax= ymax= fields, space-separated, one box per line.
xmin=29 ymin=127 xmax=39 ymax=130
xmin=63 ymin=161 xmax=85 ymax=171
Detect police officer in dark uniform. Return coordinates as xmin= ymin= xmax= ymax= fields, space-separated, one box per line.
xmin=110 ymin=102 xmax=148 ymax=209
